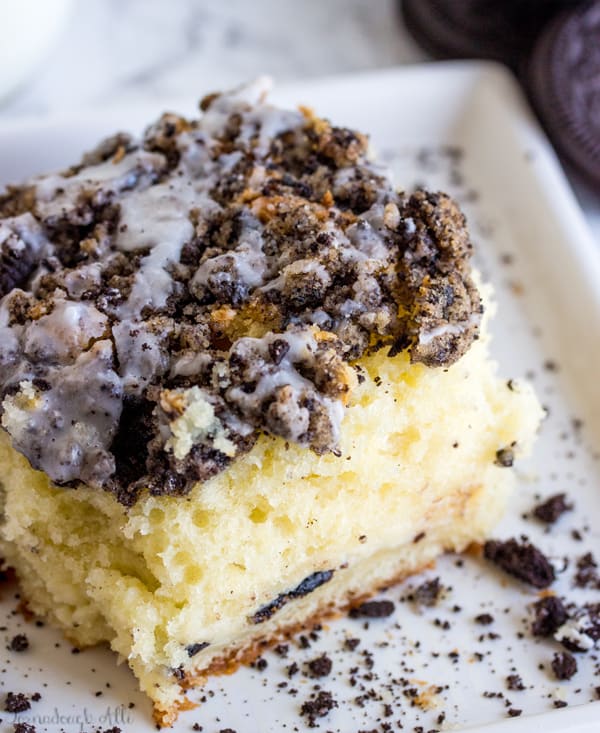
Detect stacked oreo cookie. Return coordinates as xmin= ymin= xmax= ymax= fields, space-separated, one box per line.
xmin=401 ymin=0 xmax=600 ymax=190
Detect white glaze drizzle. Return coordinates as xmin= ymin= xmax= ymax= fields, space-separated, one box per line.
xmin=418 ymin=312 xmax=481 ymax=347
xmin=34 ymin=150 xmax=167 ymax=220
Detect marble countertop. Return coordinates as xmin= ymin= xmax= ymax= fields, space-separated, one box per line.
xmin=1 ymin=0 xmax=598 ymax=239
xmin=2 ymin=0 xmax=427 ymax=116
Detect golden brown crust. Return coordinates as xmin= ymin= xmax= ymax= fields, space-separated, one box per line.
xmin=154 ymin=696 xmax=197 ymax=728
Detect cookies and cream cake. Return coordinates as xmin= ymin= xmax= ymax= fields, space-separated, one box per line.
xmin=0 ymin=78 xmax=543 ymax=725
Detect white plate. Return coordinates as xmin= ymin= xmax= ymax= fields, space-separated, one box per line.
xmin=0 ymin=62 xmax=598 ymax=733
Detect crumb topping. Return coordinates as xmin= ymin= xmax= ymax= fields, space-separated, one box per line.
xmin=0 ymin=78 xmax=481 ymax=503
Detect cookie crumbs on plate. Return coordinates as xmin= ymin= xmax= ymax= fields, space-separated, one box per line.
xmin=8 ymin=634 xmax=29 ymax=652
xmin=532 ymin=493 xmax=573 ymax=524
xmin=349 ymin=600 xmax=395 ymax=619
xmin=286 ymin=661 xmax=299 ymax=678
xmin=305 ymin=653 xmax=333 ymax=678
xmin=531 ymin=597 xmax=568 ymax=637
xmin=506 ymin=674 xmax=525 ymax=691
xmin=273 ymin=643 xmax=289 ymax=657
xmin=551 ymin=651 xmax=577 ymax=680
xmin=4 ymin=692 xmax=30 ymax=713
xmin=543 ymin=360 xmax=559 ymax=373
xmin=344 ymin=637 xmax=361 ymax=651
xmin=411 ymin=577 xmax=444 ymax=607
xmin=574 ymin=552 xmax=600 ymax=590
xmin=484 ymin=538 xmax=555 ymax=588
xmin=555 ymin=602 xmax=600 ymax=652
xmin=12 ymin=724 xmax=35 ymax=733
xmin=300 ymin=690 xmax=338 ymax=727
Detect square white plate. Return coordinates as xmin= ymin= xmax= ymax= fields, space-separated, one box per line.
xmin=0 ymin=62 xmax=598 ymax=733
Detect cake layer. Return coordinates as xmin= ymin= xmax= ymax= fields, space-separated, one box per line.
xmin=0 ymin=316 xmax=542 ymax=723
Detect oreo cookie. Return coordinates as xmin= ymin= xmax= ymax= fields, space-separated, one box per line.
xmin=401 ymin=0 xmax=581 ymax=71
xmin=527 ymin=1 xmax=600 ymax=190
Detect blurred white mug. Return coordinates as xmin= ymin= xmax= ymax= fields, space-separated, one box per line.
xmin=0 ymin=0 xmax=73 ymax=101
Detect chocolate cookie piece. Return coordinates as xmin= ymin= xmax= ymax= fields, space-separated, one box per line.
xmin=348 ymin=599 xmax=395 ymax=618
xmin=401 ymin=0 xmax=575 ymax=70
xmin=484 ymin=538 xmax=555 ymax=588
xmin=551 ymin=651 xmax=577 ymax=680
xmin=532 ymin=596 xmax=568 ymax=637
xmin=527 ymin=1 xmax=600 ymax=190
xmin=532 ymin=492 xmax=573 ymax=524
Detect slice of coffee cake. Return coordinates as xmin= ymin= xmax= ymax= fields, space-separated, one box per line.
xmin=0 ymin=79 xmax=542 ymax=725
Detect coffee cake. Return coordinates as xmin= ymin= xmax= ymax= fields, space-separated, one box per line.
xmin=0 ymin=78 xmax=542 ymax=725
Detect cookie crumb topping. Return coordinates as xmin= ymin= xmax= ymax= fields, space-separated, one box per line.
xmin=0 ymin=78 xmax=481 ymax=503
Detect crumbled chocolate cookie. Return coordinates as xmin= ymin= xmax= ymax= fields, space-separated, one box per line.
xmin=532 ymin=493 xmax=572 ymax=524
xmin=305 ymin=653 xmax=333 ymax=678
xmin=0 ymin=80 xmax=481 ymax=504
xmin=300 ymin=690 xmax=338 ymax=727
xmin=531 ymin=596 xmax=568 ymax=637
xmin=8 ymin=633 xmax=29 ymax=652
xmin=13 ymin=724 xmax=36 ymax=733
xmin=4 ymin=692 xmax=30 ymax=713
xmin=574 ymin=552 xmax=600 ymax=590
xmin=412 ymin=577 xmax=444 ymax=607
xmin=551 ymin=651 xmax=577 ymax=680
xmin=484 ymin=538 xmax=555 ymax=588
xmin=349 ymin=599 xmax=396 ymax=618
xmin=506 ymin=674 xmax=525 ymax=691
xmin=555 ymin=603 xmax=600 ymax=652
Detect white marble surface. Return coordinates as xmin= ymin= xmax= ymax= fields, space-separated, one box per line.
xmin=0 ymin=0 xmax=598 ymax=239
xmin=1 ymin=0 xmax=426 ymax=116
